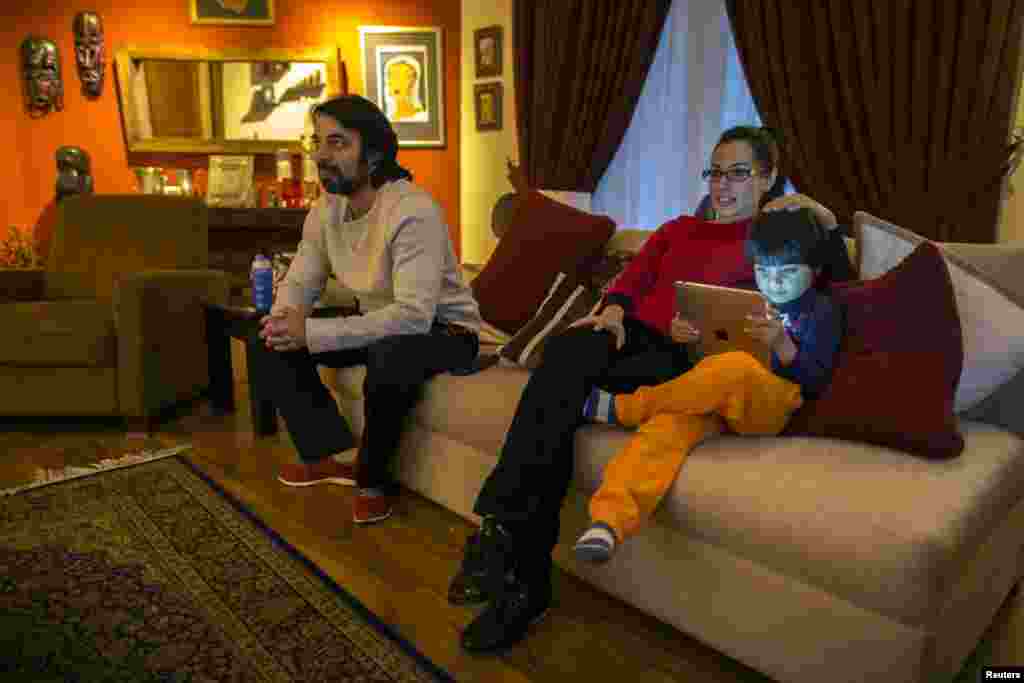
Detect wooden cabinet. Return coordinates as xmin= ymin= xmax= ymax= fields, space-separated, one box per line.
xmin=207 ymin=207 xmax=307 ymax=302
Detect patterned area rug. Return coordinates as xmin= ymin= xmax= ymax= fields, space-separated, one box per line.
xmin=0 ymin=452 xmax=451 ymax=682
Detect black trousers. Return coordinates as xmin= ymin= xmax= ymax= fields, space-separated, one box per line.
xmin=256 ymin=321 xmax=479 ymax=494
xmin=472 ymin=317 xmax=692 ymax=581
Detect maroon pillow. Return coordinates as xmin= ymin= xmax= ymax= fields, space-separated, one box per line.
xmin=784 ymin=241 xmax=965 ymax=459
xmin=471 ymin=190 xmax=614 ymax=334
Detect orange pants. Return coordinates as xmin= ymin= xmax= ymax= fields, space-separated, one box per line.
xmin=589 ymin=351 xmax=803 ymax=542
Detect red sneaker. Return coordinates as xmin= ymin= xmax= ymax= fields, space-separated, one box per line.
xmin=353 ymin=491 xmax=395 ymax=524
xmin=277 ymin=458 xmax=358 ymax=487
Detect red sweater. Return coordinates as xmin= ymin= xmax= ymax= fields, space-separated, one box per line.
xmin=605 ymin=215 xmax=754 ymax=337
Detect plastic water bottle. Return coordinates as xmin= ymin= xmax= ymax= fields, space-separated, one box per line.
xmin=251 ymin=253 xmax=273 ymax=313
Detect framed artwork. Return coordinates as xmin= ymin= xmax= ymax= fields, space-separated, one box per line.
xmin=359 ymin=26 xmax=445 ymax=148
xmin=474 ymin=82 xmax=502 ymax=132
xmin=190 ymin=0 xmax=275 ymax=25
xmin=474 ymin=26 xmax=502 ymax=79
xmin=206 ymin=155 xmax=255 ymax=207
xmin=220 ymin=60 xmax=330 ymax=141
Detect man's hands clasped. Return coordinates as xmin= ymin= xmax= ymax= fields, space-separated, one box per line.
xmin=259 ymin=306 xmax=308 ymax=352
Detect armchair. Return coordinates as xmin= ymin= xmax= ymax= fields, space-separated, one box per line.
xmin=0 ymin=194 xmax=229 ymax=432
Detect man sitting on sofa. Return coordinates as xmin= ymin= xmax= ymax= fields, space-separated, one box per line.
xmin=257 ymin=94 xmax=482 ymax=524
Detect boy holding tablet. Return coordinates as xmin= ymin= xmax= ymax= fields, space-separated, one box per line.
xmin=575 ymin=208 xmax=842 ymax=563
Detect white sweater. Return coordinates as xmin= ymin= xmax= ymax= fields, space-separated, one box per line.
xmin=271 ymin=180 xmax=482 ymax=354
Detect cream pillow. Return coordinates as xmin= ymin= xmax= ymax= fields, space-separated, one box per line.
xmin=854 ymin=212 xmax=1024 ymax=416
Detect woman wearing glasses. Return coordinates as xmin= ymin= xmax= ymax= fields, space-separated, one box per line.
xmin=451 ymin=126 xmax=842 ymax=653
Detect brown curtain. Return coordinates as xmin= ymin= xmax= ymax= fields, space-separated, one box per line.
xmin=726 ymin=1 xmax=1024 ymax=243
xmin=513 ymin=0 xmax=672 ymax=192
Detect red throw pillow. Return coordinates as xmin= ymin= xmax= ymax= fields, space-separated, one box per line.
xmin=784 ymin=241 xmax=965 ymax=459
xmin=471 ymin=190 xmax=615 ymax=334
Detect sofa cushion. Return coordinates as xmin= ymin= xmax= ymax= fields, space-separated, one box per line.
xmin=414 ymin=366 xmax=531 ymax=454
xmin=784 ymin=240 xmax=965 ymax=459
xmin=499 ymin=272 xmax=601 ymax=369
xmin=0 ymin=301 xmax=116 ymax=366
xmin=855 ymin=211 xmax=1024 ymax=423
xmin=470 ymin=190 xmax=614 ymax=335
xmin=326 ymin=359 xmax=531 ymax=456
xmin=572 ymin=420 xmax=1024 ymax=625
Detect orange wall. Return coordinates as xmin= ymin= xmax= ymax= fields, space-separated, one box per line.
xmin=3 ymin=18 xmax=30 ymax=237
xmin=3 ymin=0 xmax=462 ymax=255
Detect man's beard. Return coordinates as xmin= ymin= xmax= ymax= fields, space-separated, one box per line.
xmin=319 ymin=163 xmax=368 ymax=196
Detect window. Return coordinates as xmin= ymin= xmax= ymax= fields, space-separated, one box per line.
xmin=592 ymin=0 xmax=764 ymax=229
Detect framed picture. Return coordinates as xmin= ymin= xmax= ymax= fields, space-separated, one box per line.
xmin=474 ymin=26 xmax=502 ymax=79
xmin=206 ymin=155 xmax=254 ymax=207
xmin=190 ymin=0 xmax=275 ymax=25
xmin=474 ymin=82 xmax=502 ymax=132
xmin=359 ymin=26 xmax=445 ymax=148
xmin=220 ymin=60 xmax=330 ymax=141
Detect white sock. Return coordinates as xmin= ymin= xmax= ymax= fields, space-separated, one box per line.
xmin=574 ymin=522 xmax=618 ymax=563
xmin=578 ymin=524 xmax=615 ymax=548
xmin=582 ymin=388 xmax=618 ymax=424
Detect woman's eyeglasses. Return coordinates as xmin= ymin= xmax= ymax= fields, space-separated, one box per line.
xmin=701 ymin=168 xmax=757 ymax=183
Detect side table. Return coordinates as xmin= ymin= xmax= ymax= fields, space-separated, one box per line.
xmin=205 ymin=301 xmax=359 ymax=436
xmin=205 ymin=303 xmax=277 ymax=435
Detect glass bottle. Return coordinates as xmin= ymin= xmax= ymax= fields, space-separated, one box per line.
xmin=275 ymin=148 xmax=296 ymax=208
xmin=291 ymin=149 xmax=304 ymax=208
xmin=178 ymin=169 xmax=193 ymax=197
xmin=193 ymin=168 xmax=208 ymax=201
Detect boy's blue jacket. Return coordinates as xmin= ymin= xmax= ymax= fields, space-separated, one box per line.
xmin=771 ymin=288 xmax=842 ymax=400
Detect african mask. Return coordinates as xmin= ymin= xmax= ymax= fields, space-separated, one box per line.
xmin=21 ymin=36 xmax=63 ymax=117
xmin=56 ymin=146 xmax=94 ymax=202
xmin=73 ymin=11 xmax=104 ymax=97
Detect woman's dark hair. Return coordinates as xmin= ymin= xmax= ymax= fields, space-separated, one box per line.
xmin=310 ymin=95 xmax=413 ymax=188
xmin=745 ymin=207 xmax=826 ymax=268
xmin=715 ymin=125 xmax=787 ymax=207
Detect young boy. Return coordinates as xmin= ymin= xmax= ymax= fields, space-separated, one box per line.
xmin=575 ymin=207 xmax=842 ymax=563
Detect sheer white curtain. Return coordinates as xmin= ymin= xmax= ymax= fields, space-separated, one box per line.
xmin=591 ymin=0 xmax=761 ymax=229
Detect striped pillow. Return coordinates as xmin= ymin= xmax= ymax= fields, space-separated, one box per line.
xmin=499 ymin=272 xmax=601 ymax=369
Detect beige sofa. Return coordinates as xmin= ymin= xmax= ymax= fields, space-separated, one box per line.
xmin=320 ymin=213 xmax=1024 ymax=683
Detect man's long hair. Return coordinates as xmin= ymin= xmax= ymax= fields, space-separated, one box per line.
xmin=310 ymin=95 xmax=413 ymax=188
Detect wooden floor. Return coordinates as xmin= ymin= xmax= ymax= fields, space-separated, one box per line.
xmin=3 ymin=378 xmax=1024 ymax=681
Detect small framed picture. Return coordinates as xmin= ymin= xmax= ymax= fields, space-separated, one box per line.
xmin=474 ymin=26 xmax=502 ymax=79
xmin=206 ymin=155 xmax=255 ymax=207
xmin=190 ymin=0 xmax=275 ymax=25
xmin=360 ymin=25 xmax=445 ymax=148
xmin=474 ymin=82 xmax=502 ymax=132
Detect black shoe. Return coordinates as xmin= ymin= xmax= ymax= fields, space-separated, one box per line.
xmin=448 ymin=516 xmax=511 ymax=606
xmin=460 ymin=573 xmax=552 ymax=653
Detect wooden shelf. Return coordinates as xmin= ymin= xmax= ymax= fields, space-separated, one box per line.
xmin=208 ymin=206 xmax=308 ymax=231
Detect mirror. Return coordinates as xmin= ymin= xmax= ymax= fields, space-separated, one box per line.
xmin=114 ymin=45 xmax=342 ymax=154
